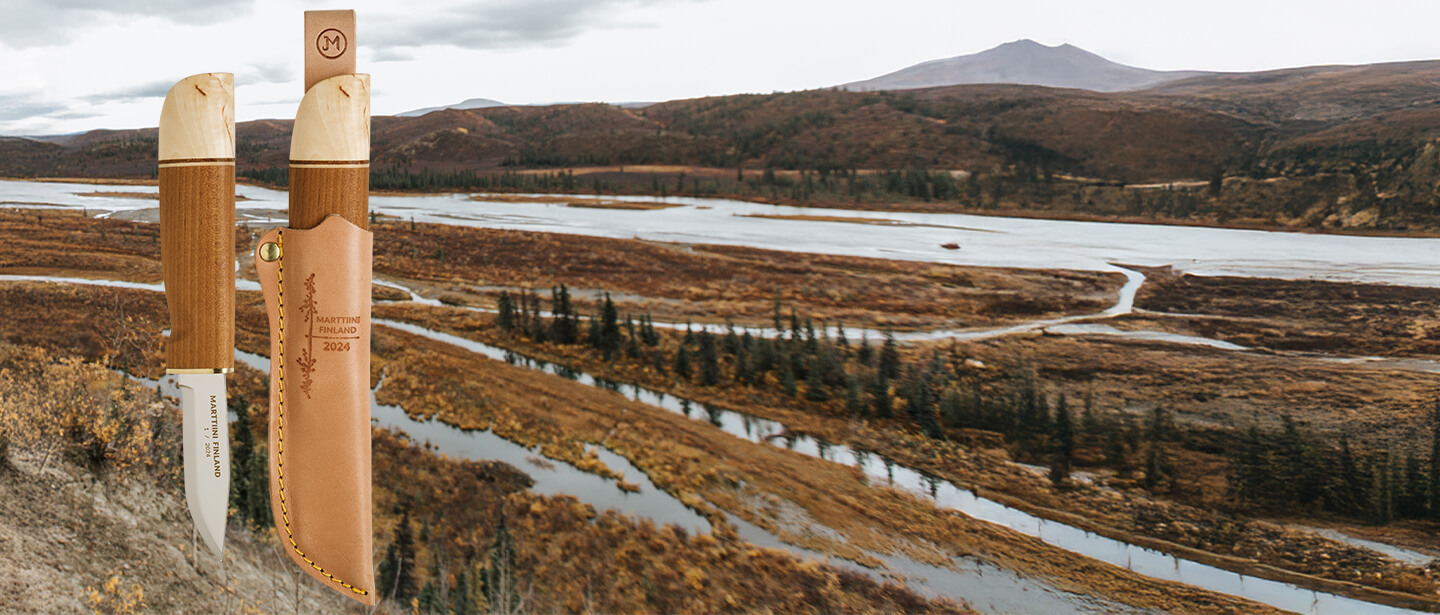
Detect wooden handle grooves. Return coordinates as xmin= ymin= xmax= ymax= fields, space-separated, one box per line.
xmin=160 ymin=164 xmax=236 ymax=370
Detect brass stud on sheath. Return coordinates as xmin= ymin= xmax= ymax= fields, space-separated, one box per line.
xmin=259 ymin=242 xmax=281 ymax=262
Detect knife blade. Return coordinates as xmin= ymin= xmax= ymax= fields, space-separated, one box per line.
xmin=158 ymin=73 xmax=236 ymax=555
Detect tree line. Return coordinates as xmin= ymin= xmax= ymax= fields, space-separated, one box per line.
xmin=1228 ymin=409 xmax=1440 ymax=524
xmin=238 ymin=165 xmax=967 ymax=205
xmin=491 ymin=286 xmax=1440 ymax=525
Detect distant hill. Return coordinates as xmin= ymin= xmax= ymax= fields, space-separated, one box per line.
xmin=843 ymin=39 xmax=1211 ymax=93
xmin=397 ymin=97 xmax=508 ymax=117
xmin=8 ymin=56 xmax=1440 ymax=184
xmin=12 ymin=51 xmax=1440 ymax=229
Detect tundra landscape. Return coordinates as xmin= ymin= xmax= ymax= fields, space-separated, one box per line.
xmin=5 ymin=36 xmax=1440 ymax=615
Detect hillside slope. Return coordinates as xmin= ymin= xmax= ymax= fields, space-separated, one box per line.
xmin=9 ymin=56 xmax=1440 ymax=230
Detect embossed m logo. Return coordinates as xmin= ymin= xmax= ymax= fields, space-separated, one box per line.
xmin=316 ymin=28 xmax=347 ymax=59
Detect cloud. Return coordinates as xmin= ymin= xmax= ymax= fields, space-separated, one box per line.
xmin=367 ymin=0 xmax=694 ymax=51
xmin=82 ymin=79 xmax=175 ymax=104
xmin=237 ymin=60 xmax=297 ymax=86
xmin=0 ymin=0 xmax=256 ymax=48
xmin=0 ymin=92 xmax=64 ymax=121
xmin=369 ymin=48 xmax=416 ymax=63
xmin=46 ymin=110 xmax=105 ymax=120
xmin=246 ymin=98 xmax=301 ymax=107
xmin=75 ymin=63 xmax=293 ymax=107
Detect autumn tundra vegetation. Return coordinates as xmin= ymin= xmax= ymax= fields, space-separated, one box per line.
xmin=8 ymin=44 xmax=1440 ymax=613
xmin=0 ymin=305 xmax=962 ymax=614
xmin=2 ymin=207 xmax=1440 ymax=610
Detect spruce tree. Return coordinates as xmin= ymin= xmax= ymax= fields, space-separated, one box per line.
xmin=1335 ymin=435 xmax=1362 ymax=516
xmin=939 ymin=387 xmax=965 ymax=429
xmin=418 ymin=575 xmax=440 ymax=613
xmin=624 ymin=316 xmax=641 ymax=359
xmin=378 ymin=507 xmax=418 ymax=602
xmin=804 ymin=357 xmax=829 ymax=402
xmin=779 ymin=350 xmax=797 ymax=397
xmin=1050 ymin=394 xmax=1074 ymax=487
xmin=549 ymin=285 xmax=577 ymax=343
xmin=229 ymin=396 xmax=253 ymax=521
xmin=698 ymin=332 xmax=720 ymax=386
xmin=1430 ymin=403 xmax=1440 ymax=520
xmin=1143 ymin=443 xmax=1170 ymax=493
xmin=598 ymin=293 xmax=622 ymax=358
xmin=904 ymin=365 xmax=943 ymax=439
xmin=772 ymin=292 xmax=783 ymax=332
xmin=496 ymin=292 xmax=514 ymax=332
xmin=871 ymin=373 xmax=892 ymax=419
xmin=857 ymin=333 xmax=873 ymax=366
xmin=1230 ymin=423 xmax=1269 ymax=507
xmin=845 ymin=375 xmax=865 ymax=417
xmin=878 ymin=332 xmax=900 ymax=380
xmin=485 ymin=516 xmax=522 ymax=614
xmin=527 ymin=291 xmax=547 ymax=342
xmin=723 ymin=321 xmax=740 ymax=355
xmin=734 ymin=342 xmax=752 ymax=384
xmin=451 ymin=556 xmax=476 ymax=614
xmin=1403 ymin=453 xmax=1427 ymax=519
xmin=674 ymin=346 xmax=691 ymax=379
xmin=1104 ymin=419 xmax=1130 ymax=476
xmin=1080 ymin=390 xmax=1098 ymax=435
xmin=1368 ymin=458 xmax=1392 ymax=525
xmin=586 ymin=311 xmax=601 ymax=348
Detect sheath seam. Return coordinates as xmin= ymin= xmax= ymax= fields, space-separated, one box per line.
xmin=273 ymin=230 xmax=369 ymax=598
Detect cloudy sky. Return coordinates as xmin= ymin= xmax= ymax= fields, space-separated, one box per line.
xmin=2 ymin=0 xmax=1439 ymax=135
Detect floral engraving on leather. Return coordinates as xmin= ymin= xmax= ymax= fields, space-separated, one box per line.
xmin=295 ymin=273 xmax=319 ymax=399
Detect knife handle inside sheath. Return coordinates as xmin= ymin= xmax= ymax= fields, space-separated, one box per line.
xmin=289 ymin=73 xmax=370 ymax=231
xmin=158 ymin=73 xmax=236 ymax=372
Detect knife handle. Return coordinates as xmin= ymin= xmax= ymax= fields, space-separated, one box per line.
xmin=159 ymin=73 xmax=236 ymax=372
xmin=289 ymin=73 xmax=370 ymax=230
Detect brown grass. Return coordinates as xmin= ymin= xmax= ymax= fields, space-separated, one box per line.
xmin=1131 ymin=267 xmax=1440 ymax=357
xmin=0 ymin=277 xmax=1273 ymax=613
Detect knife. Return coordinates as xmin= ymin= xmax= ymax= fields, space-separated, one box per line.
xmin=251 ymin=10 xmax=376 ymax=604
xmin=158 ymin=73 xmax=236 ymax=555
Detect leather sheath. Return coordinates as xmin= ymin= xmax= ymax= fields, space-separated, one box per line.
xmin=255 ymin=214 xmax=376 ymax=604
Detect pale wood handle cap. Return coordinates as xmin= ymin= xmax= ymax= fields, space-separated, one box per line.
xmin=290 ymin=73 xmax=370 ymax=162
xmin=158 ymin=73 xmax=235 ymax=161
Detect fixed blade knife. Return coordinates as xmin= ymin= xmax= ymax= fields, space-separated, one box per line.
xmin=158 ymin=73 xmax=236 ymax=556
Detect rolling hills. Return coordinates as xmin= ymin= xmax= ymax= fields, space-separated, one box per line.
xmin=7 ymin=49 xmax=1440 ymax=231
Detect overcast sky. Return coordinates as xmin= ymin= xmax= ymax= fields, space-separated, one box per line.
xmin=2 ymin=0 xmax=1440 ymax=135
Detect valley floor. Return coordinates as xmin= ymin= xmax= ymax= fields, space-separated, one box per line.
xmin=1 ymin=206 xmax=1438 ymax=612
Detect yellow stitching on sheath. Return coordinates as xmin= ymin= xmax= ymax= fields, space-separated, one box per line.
xmin=273 ymin=230 xmax=369 ymax=597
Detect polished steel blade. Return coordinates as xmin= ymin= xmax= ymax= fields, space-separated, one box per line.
xmin=179 ymin=373 xmax=229 ymax=555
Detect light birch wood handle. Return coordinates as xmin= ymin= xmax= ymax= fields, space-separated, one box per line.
xmin=289 ymin=73 xmax=370 ymax=230
xmin=159 ymin=73 xmax=236 ymax=371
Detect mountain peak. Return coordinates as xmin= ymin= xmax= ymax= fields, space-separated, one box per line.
xmin=397 ymin=97 xmax=508 ymax=118
xmin=843 ymin=40 xmax=1210 ymax=93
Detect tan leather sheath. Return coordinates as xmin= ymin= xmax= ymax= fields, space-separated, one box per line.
xmin=256 ymin=214 xmax=376 ymax=604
